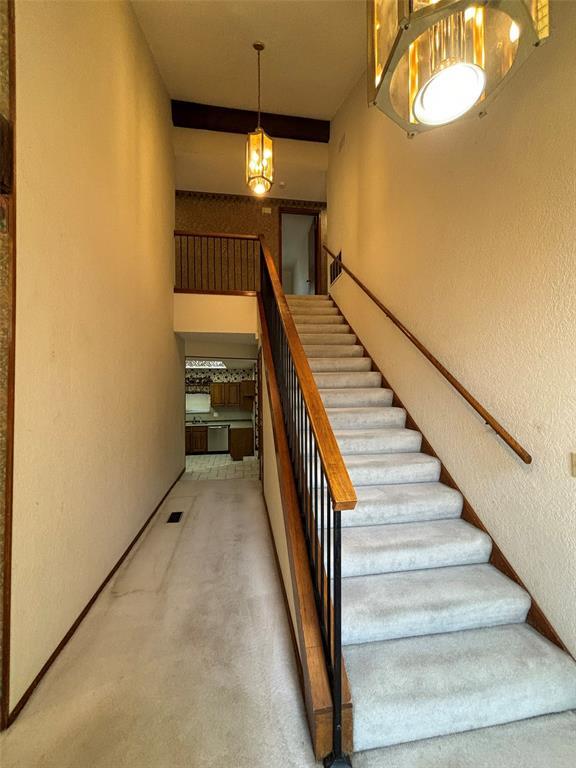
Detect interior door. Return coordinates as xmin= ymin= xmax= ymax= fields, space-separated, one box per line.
xmin=307 ymin=220 xmax=316 ymax=294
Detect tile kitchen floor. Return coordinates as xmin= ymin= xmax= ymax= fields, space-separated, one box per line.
xmin=185 ymin=453 xmax=260 ymax=480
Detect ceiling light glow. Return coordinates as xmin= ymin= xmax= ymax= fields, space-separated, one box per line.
xmin=413 ymin=62 xmax=486 ymax=126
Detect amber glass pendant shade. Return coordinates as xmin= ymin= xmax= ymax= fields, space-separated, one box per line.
xmin=369 ymin=0 xmax=550 ymax=134
xmin=246 ymin=127 xmax=274 ymax=196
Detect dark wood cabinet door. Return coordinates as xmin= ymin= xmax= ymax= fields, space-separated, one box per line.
xmin=191 ymin=428 xmax=207 ymax=453
xmin=240 ymin=379 xmax=256 ymax=398
xmin=210 ymin=382 xmax=225 ymax=406
xmin=226 ymin=382 xmax=240 ymax=406
xmin=240 ymin=379 xmax=256 ymax=411
xmin=187 ymin=426 xmax=207 ymax=454
xmin=229 ymin=427 xmax=254 ymax=461
xmin=185 ymin=426 xmax=193 ymax=455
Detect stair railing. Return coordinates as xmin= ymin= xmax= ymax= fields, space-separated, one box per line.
xmin=324 ymin=244 xmax=532 ymax=465
xmin=259 ymin=235 xmax=356 ymax=768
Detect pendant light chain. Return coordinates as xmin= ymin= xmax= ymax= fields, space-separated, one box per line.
xmin=257 ymin=47 xmax=261 ymax=128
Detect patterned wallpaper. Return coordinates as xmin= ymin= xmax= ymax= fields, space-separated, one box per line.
xmin=185 ymin=367 xmax=255 ymax=393
xmin=175 ymin=190 xmax=326 ymax=270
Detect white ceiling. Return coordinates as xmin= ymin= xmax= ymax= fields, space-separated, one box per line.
xmin=132 ymin=0 xmax=366 ymax=120
xmin=174 ymin=127 xmax=328 ymax=199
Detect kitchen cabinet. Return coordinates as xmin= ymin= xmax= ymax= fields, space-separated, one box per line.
xmin=186 ymin=425 xmax=208 ymax=455
xmin=226 ymin=382 xmax=240 ymax=406
xmin=210 ymin=382 xmax=226 ymax=407
xmin=240 ymin=379 xmax=256 ymax=410
xmin=209 ymin=379 xmax=255 ymax=410
xmin=229 ymin=427 xmax=254 ymax=461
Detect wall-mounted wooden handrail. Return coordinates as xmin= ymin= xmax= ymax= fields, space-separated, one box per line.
xmin=324 ymin=245 xmax=532 ymax=465
xmin=174 ymin=229 xmax=259 ymax=240
xmin=260 ymin=236 xmax=357 ymax=509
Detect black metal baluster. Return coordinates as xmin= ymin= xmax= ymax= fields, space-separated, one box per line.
xmin=326 ymin=475 xmax=332 ymax=667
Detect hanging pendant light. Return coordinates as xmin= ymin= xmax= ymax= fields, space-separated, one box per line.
xmin=369 ymin=1 xmax=550 ymax=135
xmin=246 ymin=42 xmax=274 ymax=196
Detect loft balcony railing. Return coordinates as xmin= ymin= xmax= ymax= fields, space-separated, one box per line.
xmin=174 ymin=230 xmax=260 ymax=294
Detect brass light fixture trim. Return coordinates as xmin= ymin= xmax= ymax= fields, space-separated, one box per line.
xmin=368 ymin=0 xmax=550 ymax=135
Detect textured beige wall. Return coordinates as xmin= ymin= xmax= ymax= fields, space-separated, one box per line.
xmin=261 ymin=361 xmax=299 ymax=650
xmin=183 ymin=338 xmax=258 ymax=359
xmin=328 ymin=1 xmax=576 ymax=654
xmin=174 ymin=294 xmax=257 ymax=335
xmin=10 ymin=0 xmax=183 ymax=708
xmin=174 ymin=127 xmax=329 ymax=202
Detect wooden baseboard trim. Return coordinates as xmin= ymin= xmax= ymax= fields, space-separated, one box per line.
xmin=4 ymin=466 xmax=185 ymax=729
xmin=332 ymin=295 xmax=570 ymax=655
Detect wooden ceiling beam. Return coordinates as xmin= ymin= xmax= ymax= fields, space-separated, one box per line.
xmin=171 ymin=100 xmax=330 ymax=143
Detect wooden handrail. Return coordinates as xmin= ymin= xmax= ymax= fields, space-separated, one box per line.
xmin=174 ymin=229 xmax=259 ymax=240
xmin=260 ymin=235 xmax=357 ymax=509
xmin=324 ymin=245 xmax=532 ymax=465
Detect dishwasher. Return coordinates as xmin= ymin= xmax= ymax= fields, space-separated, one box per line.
xmin=207 ymin=425 xmax=229 ymax=453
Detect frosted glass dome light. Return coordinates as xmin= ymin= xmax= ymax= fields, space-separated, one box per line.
xmin=413 ymin=62 xmax=486 ymax=126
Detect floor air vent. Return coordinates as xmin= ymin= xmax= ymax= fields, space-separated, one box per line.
xmin=167 ymin=512 xmax=183 ymax=524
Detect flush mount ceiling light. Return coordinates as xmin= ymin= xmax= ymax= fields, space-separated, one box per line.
xmin=246 ymin=42 xmax=274 ymax=196
xmin=368 ymin=0 xmax=550 ymax=135
xmin=185 ymin=360 xmax=227 ymax=370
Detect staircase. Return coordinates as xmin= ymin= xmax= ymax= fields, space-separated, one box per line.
xmin=286 ymin=293 xmax=576 ymax=755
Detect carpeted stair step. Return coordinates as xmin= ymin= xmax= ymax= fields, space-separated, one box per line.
xmin=289 ymin=305 xmax=340 ymax=316
xmin=292 ymin=314 xmax=345 ymax=324
xmin=287 ymin=299 xmax=335 ymax=309
xmin=295 ymin=323 xmax=352 ymax=334
xmin=346 ymin=623 xmax=576 ymax=751
xmin=320 ymin=388 xmax=393 ymax=408
xmin=335 ymin=428 xmax=422 ymax=454
xmin=327 ymin=406 xmax=406 ymax=429
xmin=299 ymin=332 xmax=357 ymax=345
xmin=314 ymin=371 xmax=382 ymax=389
xmin=341 ymin=563 xmax=530 ymax=645
xmin=353 ymin=711 xmax=576 ymax=768
xmin=308 ymin=357 xmax=373 ymax=373
xmin=341 ymin=519 xmax=491 ymax=578
xmin=303 ymin=344 xmax=364 ymax=358
xmin=344 ymin=452 xmax=441 ymax=485
xmin=340 ymin=482 xmax=463 ymax=527
xmin=287 ymin=293 xmax=332 ymax=297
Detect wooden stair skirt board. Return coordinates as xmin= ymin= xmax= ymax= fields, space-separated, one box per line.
xmin=258 ymin=297 xmax=352 ymax=759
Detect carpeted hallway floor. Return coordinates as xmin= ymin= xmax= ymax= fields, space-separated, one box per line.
xmin=1 ymin=475 xmax=574 ymax=767
xmin=0 ymin=478 xmax=315 ymax=768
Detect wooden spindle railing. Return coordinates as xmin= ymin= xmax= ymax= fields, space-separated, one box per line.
xmin=174 ymin=230 xmax=259 ymax=293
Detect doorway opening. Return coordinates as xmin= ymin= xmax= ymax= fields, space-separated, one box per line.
xmin=182 ymin=334 xmax=260 ymax=481
xmin=279 ymin=209 xmax=321 ymax=295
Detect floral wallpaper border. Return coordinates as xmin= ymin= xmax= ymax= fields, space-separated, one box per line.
xmin=185 ymin=367 xmax=255 ymax=394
